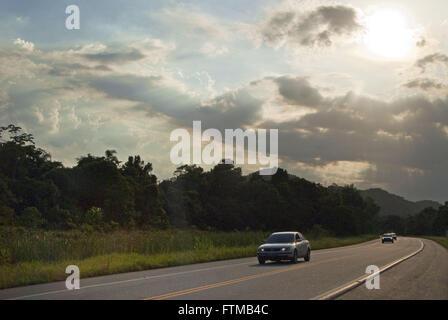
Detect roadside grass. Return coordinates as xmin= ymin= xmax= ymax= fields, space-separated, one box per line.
xmin=309 ymin=235 xmax=378 ymax=250
xmin=421 ymin=236 xmax=448 ymax=249
xmin=0 ymin=229 xmax=377 ymax=289
xmin=0 ymin=246 xmax=260 ymax=289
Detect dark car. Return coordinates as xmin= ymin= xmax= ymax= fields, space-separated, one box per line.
xmin=257 ymin=232 xmax=311 ymax=264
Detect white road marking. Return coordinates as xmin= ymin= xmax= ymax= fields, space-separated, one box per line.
xmin=7 ymin=261 xmax=252 ymax=300
xmin=311 ymin=238 xmax=425 ymax=300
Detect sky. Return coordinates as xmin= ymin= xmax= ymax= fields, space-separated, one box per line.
xmin=1 ymin=0 xmax=448 ymax=202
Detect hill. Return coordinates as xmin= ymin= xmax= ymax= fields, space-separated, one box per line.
xmin=360 ymin=188 xmax=441 ymax=217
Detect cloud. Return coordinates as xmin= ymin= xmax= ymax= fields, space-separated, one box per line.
xmin=129 ymin=38 xmax=175 ymax=64
xmin=153 ymin=5 xmax=229 ymax=40
xmin=272 ymin=76 xmax=324 ymax=107
xmin=254 ymin=75 xmax=448 ymax=201
xmin=85 ymin=74 xmax=263 ymax=131
xmin=0 ymin=43 xmax=166 ymax=167
xmin=0 ymin=51 xmax=43 ymax=80
xmin=261 ymin=5 xmax=361 ymax=48
xmin=200 ymin=43 xmax=229 ymax=57
xmin=47 ymin=63 xmax=112 ymax=77
xmin=22 ymin=38 xmax=174 ymax=75
xmin=404 ymin=78 xmax=446 ymax=91
xmin=416 ymin=53 xmax=448 ymax=72
xmin=75 ymin=38 xmax=174 ymax=67
xmin=13 ymin=38 xmax=34 ymax=51
xmin=83 ymin=49 xmax=146 ymax=65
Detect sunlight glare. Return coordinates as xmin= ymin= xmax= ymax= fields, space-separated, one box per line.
xmin=364 ymin=9 xmax=414 ymax=60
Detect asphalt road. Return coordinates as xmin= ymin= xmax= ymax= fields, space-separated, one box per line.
xmin=338 ymin=237 xmax=448 ymax=300
xmin=0 ymin=237 xmax=446 ymax=300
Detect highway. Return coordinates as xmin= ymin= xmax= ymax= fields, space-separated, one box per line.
xmin=0 ymin=237 xmax=446 ymax=300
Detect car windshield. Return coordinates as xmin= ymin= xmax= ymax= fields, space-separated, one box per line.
xmin=266 ymin=234 xmax=295 ymax=243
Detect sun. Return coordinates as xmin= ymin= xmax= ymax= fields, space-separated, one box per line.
xmin=363 ymin=9 xmax=414 ymax=60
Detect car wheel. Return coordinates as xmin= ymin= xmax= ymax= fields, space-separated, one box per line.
xmin=258 ymin=257 xmax=265 ymax=265
xmin=304 ymin=249 xmax=311 ymax=262
xmin=291 ymin=250 xmax=298 ymax=264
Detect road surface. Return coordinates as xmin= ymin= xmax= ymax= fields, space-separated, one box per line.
xmin=0 ymin=237 xmax=446 ymax=300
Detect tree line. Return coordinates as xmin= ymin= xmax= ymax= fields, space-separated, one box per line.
xmin=0 ymin=124 xmax=446 ymax=236
xmin=376 ymin=206 xmax=448 ymax=237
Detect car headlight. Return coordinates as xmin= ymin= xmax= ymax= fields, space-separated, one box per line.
xmin=281 ymin=248 xmax=288 ymax=252
xmin=260 ymin=248 xmax=264 ymax=252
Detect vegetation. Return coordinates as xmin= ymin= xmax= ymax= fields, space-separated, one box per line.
xmin=0 ymin=229 xmax=266 ymax=264
xmin=422 ymin=237 xmax=448 ymax=250
xmin=376 ymin=204 xmax=448 ymax=237
xmin=0 ymin=228 xmax=377 ymax=289
xmin=1 ymin=124 xmax=382 ymax=235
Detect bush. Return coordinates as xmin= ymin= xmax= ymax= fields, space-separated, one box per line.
xmin=0 ymin=206 xmax=15 ymax=226
xmin=46 ymin=207 xmax=75 ymax=230
xmin=0 ymin=248 xmax=11 ymax=264
xmin=308 ymin=224 xmax=331 ymax=239
xmin=19 ymin=207 xmax=45 ymax=228
xmin=85 ymin=207 xmax=104 ymax=226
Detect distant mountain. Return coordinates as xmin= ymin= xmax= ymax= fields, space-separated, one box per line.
xmin=360 ymin=188 xmax=441 ymax=217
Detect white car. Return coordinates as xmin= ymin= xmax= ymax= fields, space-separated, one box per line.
xmin=381 ymin=233 xmax=394 ymax=244
xmin=257 ymin=232 xmax=311 ymax=264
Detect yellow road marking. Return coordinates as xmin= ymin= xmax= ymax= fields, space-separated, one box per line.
xmin=144 ymin=255 xmax=354 ymax=300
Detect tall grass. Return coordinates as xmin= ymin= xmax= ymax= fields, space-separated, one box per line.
xmin=0 ymin=228 xmax=268 ymax=264
xmin=421 ymin=236 xmax=448 ymax=249
xmin=0 ymin=228 xmax=377 ymax=289
xmin=309 ymin=235 xmax=378 ymax=250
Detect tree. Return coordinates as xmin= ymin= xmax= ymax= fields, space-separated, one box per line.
xmin=122 ymin=155 xmax=169 ymax=228
xmin=19 ymin=207 xmax=45 ymax=228
xmin=0 ymin=205 xmax=15 ymax=226
xmin=433 ymin=202 xmax=448 ymax=236
xmin=74 ymin=152 xmax=135 ymax=225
